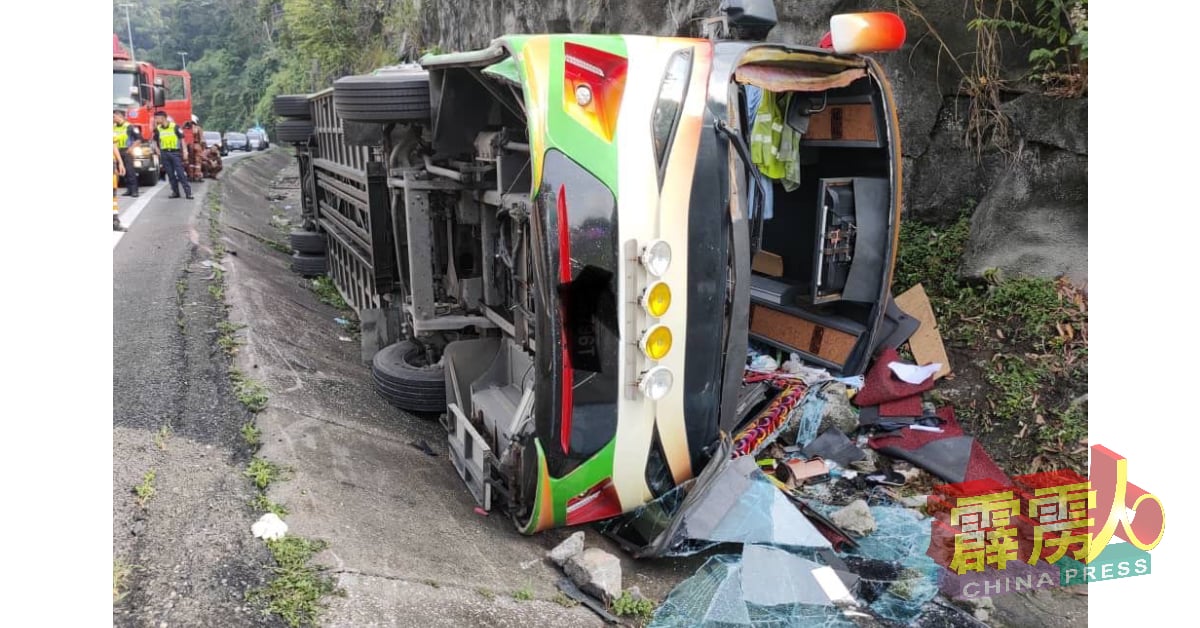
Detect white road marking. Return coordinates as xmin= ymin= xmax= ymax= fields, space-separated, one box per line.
xmin=112 ymin=151 xmax=254 ymax=250
xmin=112 ymin=182 xmax=167 ymax=250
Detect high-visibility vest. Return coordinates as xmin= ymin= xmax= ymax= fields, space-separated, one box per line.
xmin=114 ymin=122 xmax=131 ymax=149
xmin=158 ymin=122 xmax=180 ymax=150
xmin=750 ymin=93 xmax=786 ymax=180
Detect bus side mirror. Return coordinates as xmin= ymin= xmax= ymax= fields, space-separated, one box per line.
xmin=153 ymin=86 xmax=166 ymax=107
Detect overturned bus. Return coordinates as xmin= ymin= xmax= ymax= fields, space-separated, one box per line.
xmin=273 ymin=1 xmax=907 ymax=534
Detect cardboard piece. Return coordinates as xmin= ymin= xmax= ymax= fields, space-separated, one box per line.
xmin=752 ymin=251 xmax=784 ymax=277
xmin=894 ymin=284 xmax=951 ymax=380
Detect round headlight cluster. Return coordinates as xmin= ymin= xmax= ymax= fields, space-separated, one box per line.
xmin=639 ymin=240 xmax=672 ymax=277
xmin=639 ymin=325 xmax=673 ymax=361
xmin=638 ymin=366 xmax=674 ymax=401
xmin=641 ymin=281 xmax=671 ymax=318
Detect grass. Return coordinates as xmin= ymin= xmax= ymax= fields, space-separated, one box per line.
xmin=242 ymin=422 xmax=262 ymax=447
xmin=113 ymin=559 xmax=135 ymax=603
xmin=217 ymin=321 xmax=245 ymax=356
xmin=176 ymin=278 xmax=187 ymax=299
xmin=246 ymin=457 xmax=285 ymax=490
xmin=894 ymin=210 xmax=1089 ymax=474
xmin=209 ymin=283 xmax=225 ymax=301
xmin=154 ymin=425 xmax=172 ymax=451
xmin=475 ymin=587 xmax=495 ymax=601
xmin=134 ymin=469 xmax=157 ymax=508
xmin=230 ymin=369 xmax=269 ymax=413
xmin=552 ymin=592 xmax=579 ymax=608
xmin=612 ymin=590 xmax=655 ymax=619
xmin=247 ymin=536 xmax=341 ymax=628
xmin=265 ymin=238 xmax=292 ymax=255
xmin=310 ymin=276 xmax=349 ymax=311
xmin=513 ymin=585 xmax=534 ymax=601
xmin=252 ymin=493 xmax=289 ymax=517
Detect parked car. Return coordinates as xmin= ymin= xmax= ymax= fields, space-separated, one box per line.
xmin=247 ymin=130 xmax=266 ymax=151
xmin=203 ymin=131 xmax=225 ymax=155
xmin=224 ymin=132 xmax=249 ymax=152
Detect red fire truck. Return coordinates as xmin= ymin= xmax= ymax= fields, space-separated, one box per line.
xmin=113 ymin=34 xmax=194 ymax=186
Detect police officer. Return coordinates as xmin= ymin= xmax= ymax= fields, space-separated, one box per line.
xmin=153 ymin=110 xmax=192 ymax=199
xmin=113 ymin=109 xmax=141 ymax=197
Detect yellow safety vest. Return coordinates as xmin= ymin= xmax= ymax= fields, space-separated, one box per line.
xmin=114 ymin=122 xmax=131 ymax=149
xmin=158 ymin=122 xmax=180 ymax=150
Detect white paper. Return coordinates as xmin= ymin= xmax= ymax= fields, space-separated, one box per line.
xmin=888 ymin=361 xmax=942 ymax=385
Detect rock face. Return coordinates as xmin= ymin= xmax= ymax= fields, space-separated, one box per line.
xmin=961 ymin=144 xmax=1088 ymax=284
xmin=564 ymin=547 xmax=623 ymax=602
xmin=408 ymin=0 xmax=1086 ymax=282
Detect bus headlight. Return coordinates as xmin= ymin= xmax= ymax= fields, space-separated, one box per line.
xmin=639 ymin=240 xmax=672 ymax=277
xmin=639 ymin=325 xmax=673 ymax=360
xmin=638 ymin=366 xmax=674 ymax=401
xmin=640 ymin=281 xmax=671 ymax=318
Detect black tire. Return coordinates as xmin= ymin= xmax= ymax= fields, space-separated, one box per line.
xmin=138 ymin=169 xmax=159 ymax=187
xmin=277 ymin=120 xmax=315 ymax=144
xmin=289 ymin=229 xmax=326 ymax=254
xmin=274 ymin=94 xmax=311 ymax=119
xmin=333 ymin=71 xmax=431 ymax=123
xmin=371 ymin=340 xmax=445 ymax=414
xmin=290 ymin=252 xmax=326 ymax=276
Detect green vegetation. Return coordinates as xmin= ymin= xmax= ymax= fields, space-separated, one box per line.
xmin=971 ymin=0 xmax=1088 ymax=91
xmin=248 ymin=536 xmax=341 ymax=628
xmin=218 ymin=321 xmax=246 ymax=356
xmin=115 ymin=0 xmax=422 ymax=133
xmin=513 ymin=585 xmax=534 ymax=601
xmin=246 ymin=457 xmax=286 ymax=490
xmin=895 ymin=211 xmax=1088 ymax=474
xmin=134 ymin=469 xmax=157 ymax=508
xmin=612 ymin=590 xmax=655 ymax=619
xmin=252 ymin=493 xmax=289 ymax=517
xmin=237 ymin=422 xmax=259 ymax=446
xmin=154 ymin=425 xmax=172 ymax=451
xmin=113 ymin=559 xmax=135 ymax=603
xmin=475 ymin=587 xmax=496 ymax=601
xmin=230 ymin=369 xmax=269 ymax=413
xmin=310 ymin=276 xmax=349 ymax=310
xmin=552 ymin=591 xmax=579 ymax=608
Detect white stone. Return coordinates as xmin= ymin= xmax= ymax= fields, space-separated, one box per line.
xmin=830 ymin=499 xmax=876 ymax=537
xmin=564 ymin=548 xmax=622 ymax=602
xmin=547 ymin=531 xmax=585 ymax=566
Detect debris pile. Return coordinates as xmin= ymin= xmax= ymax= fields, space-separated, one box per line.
xmin=597 ymin=285 xmax=1006 ymax=626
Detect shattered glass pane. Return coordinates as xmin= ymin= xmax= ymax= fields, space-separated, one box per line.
xmin=741 ymin=545 xmax=858 ymax=606
xmin=849 ymin=506 xmax=941 ymax=623
xmin=791 ymin=386 xmax=827 ymax=447
xmin=684 ymin=456 xmax=831 ymax=551
xmin=650 ymin=554 xmax=861 ymax=628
